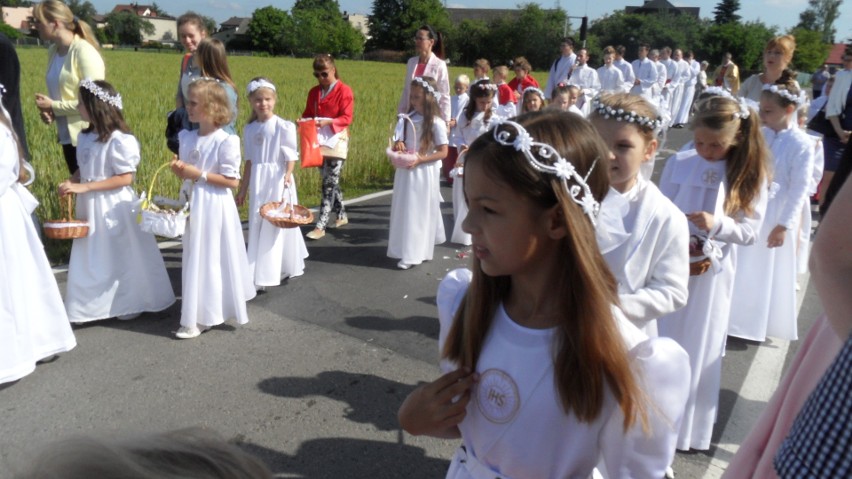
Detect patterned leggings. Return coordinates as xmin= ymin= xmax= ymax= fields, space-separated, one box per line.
xmin=316 ymin=156 xmax=346 ymax=230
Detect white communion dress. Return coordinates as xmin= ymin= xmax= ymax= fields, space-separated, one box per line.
xmin=0 ymin=123 xmax=76 ymax=384
xmin=243 ymin=116 xmax=308 ymax=287
xmin=64 ymin=131 xmax=176 ymax=322
xmin=437 ymin=269 xmax=691 ymax=479
xmin=450 ymin=110 xmax=499 ymax=245
xmin=178 ymin=129 xmax=256 ymax=328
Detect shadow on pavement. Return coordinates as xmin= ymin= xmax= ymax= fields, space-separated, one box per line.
xmin=345 ymin=315 xmax=439 ymax=340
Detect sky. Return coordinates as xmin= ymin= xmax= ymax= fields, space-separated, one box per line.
xmin=89 ymin=0 xmax=852 ymax=42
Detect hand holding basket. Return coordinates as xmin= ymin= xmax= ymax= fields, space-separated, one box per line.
xmin=386 ymin=114 xmax=419 ymax=169
xmin=44 ymin=194 xmax=89 ymax=240
xmin=138 ymin=161 xmax=189 ymax=238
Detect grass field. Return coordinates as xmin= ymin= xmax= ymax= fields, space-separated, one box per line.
xmin=15 ymin=47 xmax=544 ymax=262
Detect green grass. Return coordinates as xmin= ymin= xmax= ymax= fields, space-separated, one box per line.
xmin=16 ymin=47 xmax=544 ymax=263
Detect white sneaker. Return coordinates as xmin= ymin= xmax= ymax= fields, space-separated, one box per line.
xmin=117 ymin=313 xmax=141 ymax=320
xmin=397 ymin=260 xmax=411 ymax=270
xmin=664 ymin=466 xmax=675 ymax=479
xmin=175 ymin=326 xmax=202 ymax=339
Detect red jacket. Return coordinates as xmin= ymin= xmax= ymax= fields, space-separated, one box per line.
xmin=507 ymin=74 xmax=540 ymax=100
xmin=302 ymin=80 xmax=354 ymax=134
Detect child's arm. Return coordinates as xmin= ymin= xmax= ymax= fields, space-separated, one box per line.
xmin=235 ymin=159 xmax=252 ymax=207
xmin=398 ymin=367 xmax=477 ymax=439
xmin=414 ymin=145 xmax=448 ymax=168
xmin=768 ymin=139 xmax=814 ymax=248
xmin=171 ymin=159 xmax=240 ymax=189
xmin=58 ymin=173 xmax=132 ymax=196
xmin=701 ymin=184 xmax=768 ymax=247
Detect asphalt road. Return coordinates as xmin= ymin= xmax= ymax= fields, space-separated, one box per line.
xmin=0 ymin=127 xmax=824 ymax=478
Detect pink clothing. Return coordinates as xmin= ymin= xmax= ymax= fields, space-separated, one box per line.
xmin=723 ymin=315 xmax=843 ymax=479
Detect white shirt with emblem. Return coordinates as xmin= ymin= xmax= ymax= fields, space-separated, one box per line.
xmin=436 ymin=269 xmax=690 ymax=479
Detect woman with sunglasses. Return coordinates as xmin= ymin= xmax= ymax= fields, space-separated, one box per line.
xmin=302 ymin=54 xmax=354 ymax=240
xmin=398 ymin=25 xmax=450 ymax=122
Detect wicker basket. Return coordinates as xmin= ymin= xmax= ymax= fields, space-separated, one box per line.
xmin=260 ymin=200 xmax=313 ymax=229
xmin=138 ymin=161 xmax=189 ymax=238
xmin=44 ymin=195 xmax=89 ymax=240
xmin=386 ymin=114 xmax=419 ymax=169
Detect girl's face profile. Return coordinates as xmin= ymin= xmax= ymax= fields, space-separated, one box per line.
xmin=185 ymin=90 xmax=206 ymax=125
xmin=758 ymin=96 xmax=791 ymax=131
xmin=250 ymin=88 xmax=276 ymax=122
xmin=592 ymin=118 xmax=655 ymax=193
xmin=409 ymin=85 xmax=426 ymax=114
xmin=693 ymin=126 xmax=735 ymax=162
xmin=179 ymin=24 xmax=205 ymax=53
xmin=462 ymin=158 xmax=558 ymax=279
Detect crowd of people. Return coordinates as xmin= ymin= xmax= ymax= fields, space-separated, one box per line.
xmin=2 ymin=2 xmax=852 ymax=475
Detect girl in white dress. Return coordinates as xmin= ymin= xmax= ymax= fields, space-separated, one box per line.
xmin=727 ymin=77 xmax=814 ymax=342
xmin=170 ymin=78 xmax=256 ymax=339
xmin=549 ymin=83 xmax=584 ymax=116
xmin=399 ymin=110 xmax=691 ymax=478
xmin=388 ymin=76 xmax=448 ymax=269
xmin=658 ymin=95 xmax=771 ymax=451
xmin=236 ymin=77 xmax=308 ymax=289
xmin=450 ymin=79 xmax=498 ymax=245
xmin=58 ymin=79 xmax=176 ymax=323
xmin=0 ymin=93 xmax=76 ymax=384
xmin=589 ymin=93 xmax=690 ymax=337
xmin=519 ymin=86 xmax=545 ymax=115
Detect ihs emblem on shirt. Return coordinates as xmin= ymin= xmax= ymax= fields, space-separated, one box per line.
xmin=702 ymin=169 xmax=721 ymax=186
xmin=476 ymin=369 xmax=520 ymax=424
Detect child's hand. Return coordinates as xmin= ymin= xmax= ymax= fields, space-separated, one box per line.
xmin=58 ymin=179 xmax=87 ymax=196
xmin=39 ymin=110 xmax=54 ymax=125
xmin=170 ymin=158 xmax=199 ymax=180
xmin=767 ymin=225 xmax=787 ymax=248
xmin=448 ymin=118 xmax=457 ymax=129
xmin=686 ymin=211 xmax=715 ymax=232
xmin=398 ymin=367 xmax=477 ymax=438
xmin=284 ymin=173 xmax=292 ymax=187
xmin=393 ymin=140 xmax=406 ymax=152
xmin=235 ymin=189 xmax=247 ymax=207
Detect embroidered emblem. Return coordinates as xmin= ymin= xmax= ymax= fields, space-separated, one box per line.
xmin=254 ymin=133 xmax=264 ymax=146
xmin=702 ymin=169 xmax=721 ymax=186
xmin=476 ymin=369 xmax=520 ymax=424
xmin=189 ymin=149 xmax=201 ymax=163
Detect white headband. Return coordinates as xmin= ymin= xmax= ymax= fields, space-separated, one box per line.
xmin=591 ymin=96 xmax=663 ymax=132
xmin=522 ymin=86 xmax=546 ymax=100
xmin=762 ymin=84 xmax=807 ymax=107
xmin=413 ymin=77 xmax=441 ymax=101
xmin=489 ymin=118 xmax=600 ymax=224
xmin=80 ymin=78 xmax=122 ymax=110
xmin=702 ymin=86 xmax=734 ymax=99
xmin=247 ymin=79 xmax=277 ymax=95
xmin=734 ymin=97 xmax=753 ymax=120
xmin=474 ymin=80 xmax=498 ymax=92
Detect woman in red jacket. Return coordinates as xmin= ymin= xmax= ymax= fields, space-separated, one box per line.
xmin=507 ymin=56 xmax=540 ymax=104
xmin=302 ymin=54 xmax=354 ymax=240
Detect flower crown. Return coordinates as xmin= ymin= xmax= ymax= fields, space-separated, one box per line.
xmin=522 ymin=86 xmax=545 ymax=99
xmin=702 ymin=86 xmax=733 ymax=99
xmin=489 ymin=118 xmax=600 ymax=224
xmin=474 ymin=80 xmax=498 ymax=92
xmin=412 ymin=77 xmax=441 ymax=101
xmin=590 ymin=96 xmax=663 ymax=132
xmin=762 ymin=84 xmax=807 ymax=106
xmin=734 ymin=97 xmax=753 ymax=119
xmin=247 ymin=79 xmax=276 ymax=95
xmin=80 ymin=78 xmax=122 ymax=110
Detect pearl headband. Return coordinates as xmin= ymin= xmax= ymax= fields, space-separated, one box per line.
xmin=412 ymin=77 xmax=441 ymax=101
xmin=489 ymin=118 xmax=600 ymax=224
xmin=522 ymin=86 xmax=546 ymax=100
xmin=247 ymin=79 xmax=277 ymax=95
xmin=591 ymin=96 xmax=663 ymax=132
xmin=80 ymin=78 xmax=123 ymax=110
xmin=762 ymin=84 xmax=807 ymax=106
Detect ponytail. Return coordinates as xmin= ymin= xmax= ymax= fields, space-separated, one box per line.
xmin=33 ymin=0 xmax=99 ymax=49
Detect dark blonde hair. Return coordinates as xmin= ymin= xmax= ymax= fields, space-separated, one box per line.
xmin=14 ymin=428 xmax=272 ymax=479
xmin=446 ymin=110 xmax=646 ymax=430
xmin=691 ymin=96 xmax=770 ymax=217
xmin=761 ymin=70 xmax=804 ymax=108
xmin=196 ymin=38 xmax=236 ymax=91
xmin=187 ymin=79 xmax=233 ymax=127
xmin=512 ymin=56 xmax=532 ymax=73
xmin=521 ymin=88 xmax=545 ymax=114
xmin=33 ymin=0 xmax=99 ymax=48
xmin=79 ymin=80 xmax=131 ymax=142
xmin=765 ymin=35 xmax=796 ymax=64
xmin=176 ymin=12 xmax=209 ymax=36
xmin=246 ymin=76 xmax=278 ymax=124
xmin=312 ymin=53 xmax=339 ymax=79
xmin=463 ymin=79 xmax=495 ymax=123
xmin=590 ymin=92 xmax=659 ymax=144
xmin=410 ymin=76 xmax=441 ymax=155
xmin=473 ymin=58 xmax=491 ymax=75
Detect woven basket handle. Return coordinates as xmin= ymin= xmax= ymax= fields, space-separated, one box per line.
xmin=142 ymin=160 xmax=175 ymax=209
xmin=390 ymin=114 xmax=418 ymax=152
xmin=63 ymin=194 xmax=74 ymax=221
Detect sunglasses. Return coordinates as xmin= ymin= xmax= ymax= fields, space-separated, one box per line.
xmin=313 ymin=71 xmax=330 ymax=78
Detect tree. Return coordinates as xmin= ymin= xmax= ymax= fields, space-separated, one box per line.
xmin=713 ymin=0 xmax=741 ymax=25
xmin=0 ymin=22 xmax=22 ymax=39
xmin=247 ymin=6 xmax=291 ymax=55
xmin=589 ymin=11 xmax=708 ymax=61
xmin=701 ymin=21 xmax=775 ymax=72
xmin=283 ymin=0 xmax=364 ymax=57
xmin=103 ymin=11 xmax=155 ymax=45
xmin=366 ymin=0 xmax=451 ymax=53
xmin=150 ymin=2 xmax=169 ymax=18
xmin=790 ymin=27 xmax=833 ymax=72
xmin=796 ymin=0 xmax=843 ymax=43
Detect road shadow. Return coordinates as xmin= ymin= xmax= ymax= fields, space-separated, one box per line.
xmin=345 ymin=314 xmax=438 ymax=340
xmin=258 ymin=371 xmax=419 ymax=432
xmin=237 ymin=437 xmax=450 ymax=478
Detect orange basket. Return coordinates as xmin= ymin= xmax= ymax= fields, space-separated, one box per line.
xmin=259 ymin=200 xmax=314 ymax=229
xmin=44 ymin=195 xmax=89 ymax=240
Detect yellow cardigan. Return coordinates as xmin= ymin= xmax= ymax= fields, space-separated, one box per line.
xmin=47 ymin=35 xmax=105 ymax=146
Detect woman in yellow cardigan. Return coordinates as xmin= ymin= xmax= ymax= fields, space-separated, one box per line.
xmin=33 ymin=0 xmax=104 ymax=175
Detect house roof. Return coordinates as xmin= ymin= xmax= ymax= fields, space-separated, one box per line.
xmin=625 ymin=0 xmax=700 ymax=17
xmin=111 ymin=4 xmax=173 ymax=19
xmin=826 ymin=43 xmax=849 ymax=66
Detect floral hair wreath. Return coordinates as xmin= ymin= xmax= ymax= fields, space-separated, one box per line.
xmin=474 ymin=79 xmax=498 ymax=92
xmin=762 ymin=84 xmax=807 ymax=107
xmin=734 ymin=97 xmax=753 ymax=120
xmin=489 ymin=117 xmax=600 ymax=224
xmin=702 ymin=86 xmax=734 ymax=99
xmin=247 ymin=79 xmax=277 ymax=95
xmin=590 ymin=96 xmax=663 ymax=132
xmin=522 ymin=86 xmax=546 ymax=99
xmin=412 ymin=77 xmax=441 ymax=101
xmin=80 ymin=78 xmax=123 ymax=110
